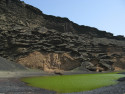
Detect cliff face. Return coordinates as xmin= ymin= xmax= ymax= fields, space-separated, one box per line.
xmin=0 ymin=0 xmax=125 ymax=72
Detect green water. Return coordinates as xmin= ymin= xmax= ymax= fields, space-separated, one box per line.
xmin=21 ymin=72 xmax=124 ymax=93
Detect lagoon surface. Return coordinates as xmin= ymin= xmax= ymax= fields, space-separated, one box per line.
xmin=21 ymin=72 xmax=125 ymax=93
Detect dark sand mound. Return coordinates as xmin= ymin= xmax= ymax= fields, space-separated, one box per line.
xmin=0 ymin=57 xmax=26 ymax=71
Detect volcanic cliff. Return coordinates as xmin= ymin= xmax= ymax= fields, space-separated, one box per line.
xmin=0 ymin=0 xmax=125 ymax=72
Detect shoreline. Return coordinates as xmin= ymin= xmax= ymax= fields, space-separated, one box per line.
xmin=0 ymin=70 xmax=54 ymax=78
xmin=0 ymin=70 xmax=111 ymax=78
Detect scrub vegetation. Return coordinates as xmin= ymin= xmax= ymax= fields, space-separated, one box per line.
xmin=21 ymin=72 xmax=125 ymax=93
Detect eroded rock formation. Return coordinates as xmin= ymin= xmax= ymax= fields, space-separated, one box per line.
xmin=0 ymin=0 xmax=125 ymax=72
xmin=17 ymin=51 xmax=80 ymax=72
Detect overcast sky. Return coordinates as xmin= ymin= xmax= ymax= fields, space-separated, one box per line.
xmin=22 ymin=0 xmax=125 ymax=36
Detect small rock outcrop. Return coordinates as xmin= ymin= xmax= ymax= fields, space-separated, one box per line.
xmin=0 ymin=0 xmax=125 ymax=72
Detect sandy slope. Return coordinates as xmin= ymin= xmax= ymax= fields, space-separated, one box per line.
xmin=0 ymin=57 xmax=26 ymax=71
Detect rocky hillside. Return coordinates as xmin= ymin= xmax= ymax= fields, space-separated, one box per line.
xmin=0 ymin=0 xmax=125 ymax=72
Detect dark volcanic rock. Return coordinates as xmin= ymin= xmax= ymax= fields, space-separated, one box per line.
xmin=0 ymin=0 xmax=125 ymax=72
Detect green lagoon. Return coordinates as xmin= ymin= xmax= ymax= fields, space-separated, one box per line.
xmin=21 ymin=72 xmax=124 ymax=93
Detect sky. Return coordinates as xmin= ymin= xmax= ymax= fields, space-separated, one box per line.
xmin=21 ymin=0 xmax=125 ymax=36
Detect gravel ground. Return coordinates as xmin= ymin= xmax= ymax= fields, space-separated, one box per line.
xmin=0 ymin=78 xmax=56 ymax=94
